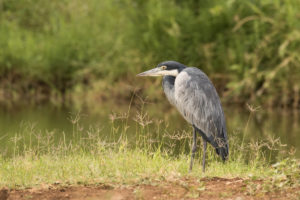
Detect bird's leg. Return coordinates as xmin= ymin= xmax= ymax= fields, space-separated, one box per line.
xmin=202 ymin=140 xmax=207 ymax=173
xmin=189 ymin=127 xmax=197 ymax=172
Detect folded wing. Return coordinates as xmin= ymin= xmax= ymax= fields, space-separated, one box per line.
xmin=174 ymin=67 xmax=228 ymax=159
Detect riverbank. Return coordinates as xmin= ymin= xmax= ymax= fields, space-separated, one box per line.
xmin=4 ymin=177 xmax=300 ymax=200
xmin=0 ymin=118 xmax=299 ymax=195
xmin=1 ymin=151 xmax=299 ymax=199
xmin=1 ymin=77 xmax=300 ymax=110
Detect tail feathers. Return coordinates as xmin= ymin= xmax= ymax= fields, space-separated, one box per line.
xmin=216 ymin=145 xmax=229 ymax=161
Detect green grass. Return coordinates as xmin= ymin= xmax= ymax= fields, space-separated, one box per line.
xmin=0 ymin=0 xmax=300 ymax=107
xmin=0 ymin=111 xmax=299 ymax=189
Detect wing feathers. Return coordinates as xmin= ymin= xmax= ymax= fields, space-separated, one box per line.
xmin=174 ymin=68 xmax=228 ymax=152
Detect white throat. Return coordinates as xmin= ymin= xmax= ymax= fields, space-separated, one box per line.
xmin=160 ymin=69 xmax=179 ymax=77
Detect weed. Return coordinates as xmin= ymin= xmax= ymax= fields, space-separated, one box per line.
xmin=0 ymin=105 xmax=298 ymax=189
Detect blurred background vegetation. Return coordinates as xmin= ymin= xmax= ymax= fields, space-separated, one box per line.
xmin=0 ymin=0 xmax=299 ymax=108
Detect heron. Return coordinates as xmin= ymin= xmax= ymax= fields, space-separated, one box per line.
xmin=137 ymin=61 xmax=229 ymax=172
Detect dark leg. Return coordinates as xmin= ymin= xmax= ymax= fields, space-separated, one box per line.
xmin=189 ymin=127 xmax=197 ymax=172
xmin=202 ymin=140 xmax=207 ymax=173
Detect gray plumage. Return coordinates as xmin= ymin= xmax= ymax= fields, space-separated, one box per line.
xmin=137 ymin=61 xmax=229 ymax=172
xmin=163 ymin=68 xmax=228 ymax=160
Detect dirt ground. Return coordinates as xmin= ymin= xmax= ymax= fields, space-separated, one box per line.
xmin=1 ymin=177 xmax=299 ymax=200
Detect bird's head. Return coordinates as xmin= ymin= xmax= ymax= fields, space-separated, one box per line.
xmin=137 ymin=61 xmax=186 ymax=77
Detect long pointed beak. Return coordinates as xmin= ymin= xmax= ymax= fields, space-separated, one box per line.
xmin=137 ymin=68 xmax=162 ymax=77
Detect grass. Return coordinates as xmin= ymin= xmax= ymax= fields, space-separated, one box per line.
xmin=0 ymin=108 xmax=299 ymax=190
xmin=0 ymin=0 xmax=300 ymax=107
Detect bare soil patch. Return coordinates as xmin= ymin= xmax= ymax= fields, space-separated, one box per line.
xmin=2 ymin=178 xmax=299 ymax=200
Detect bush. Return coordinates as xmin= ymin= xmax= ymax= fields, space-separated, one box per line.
xmin=0 ymin=0 xmax=299 ymax=107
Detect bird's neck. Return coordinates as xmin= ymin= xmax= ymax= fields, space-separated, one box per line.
xmin=162 ymin=76 xmax=176 ymax=105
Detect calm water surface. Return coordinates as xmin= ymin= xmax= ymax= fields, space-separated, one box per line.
xmin=0 ymin=103 xmax=299 ymax=158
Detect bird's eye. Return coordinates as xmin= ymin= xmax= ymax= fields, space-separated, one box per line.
xmin=161 ymin=66 xmax=167 ymax=70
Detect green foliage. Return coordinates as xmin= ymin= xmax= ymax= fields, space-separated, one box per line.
xmin=0 ymin=0 xmax=299 ymax=106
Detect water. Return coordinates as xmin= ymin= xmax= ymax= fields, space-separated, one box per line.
xmin=0 ymin=103 xmax=299 ymax=158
